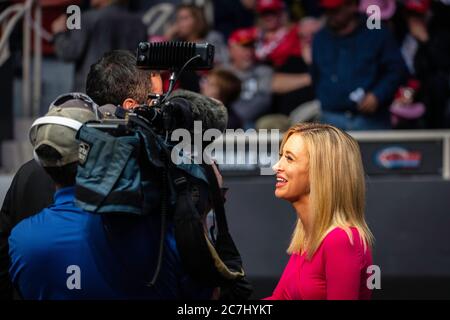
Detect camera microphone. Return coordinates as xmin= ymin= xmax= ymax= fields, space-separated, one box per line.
xmin=136 ymin=42 xmax=215 ymax=71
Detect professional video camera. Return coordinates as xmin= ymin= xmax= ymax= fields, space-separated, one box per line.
xmin=87 ymin=42 xmax=216 ymax=135
xmin=74 ymin=42 xmax=252 ymax=300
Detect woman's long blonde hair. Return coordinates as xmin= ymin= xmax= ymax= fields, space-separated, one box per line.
xmin=281 ymin=123 xmax=374 ymax=259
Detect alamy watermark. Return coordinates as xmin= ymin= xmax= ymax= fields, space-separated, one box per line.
xmin=367 ymin=264 xmax=382 ymax=290
xmin=366 ymin=5 xmax=382 ymax=30
xmin=66 ymin=265 xmax=81 ymax=290
xmin=65 ymin=264 xmax=381 ymax=292
xmin=170 ymin=121 xmax=281 ymax=175
xmin=66 ymin=5 xmax=81 ymax=30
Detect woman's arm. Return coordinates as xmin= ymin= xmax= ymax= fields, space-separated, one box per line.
xmin=323 ymin=229 xmax=363 ymax=300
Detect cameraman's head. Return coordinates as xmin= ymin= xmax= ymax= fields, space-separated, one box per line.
xmin=30 ymin=98 xmax=98 ymax=189
xmin=86 ymin=50 xmax=163 ymax=110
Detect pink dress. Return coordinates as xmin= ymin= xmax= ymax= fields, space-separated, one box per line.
xmin=264 ymin=227 xmax=373 ymax=300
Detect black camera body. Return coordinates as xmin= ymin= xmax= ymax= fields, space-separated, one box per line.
xmin=134 ymin=41 xmax=215 ymax=132
xmin=136 ymin=41 xmax=215 ymax=71
xmin=137 ymin=42 xmax=215 ymax=125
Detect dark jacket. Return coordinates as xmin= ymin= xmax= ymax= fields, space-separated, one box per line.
xmin=54 ymin=4 xmax=147 ymax=91
xmin=0 ymin=160 xmax=54 ymax=299
xmin=414 ymin=3 xmax=450 ymax=128
xmin=312 ymin=16 xmax=407 ymax=114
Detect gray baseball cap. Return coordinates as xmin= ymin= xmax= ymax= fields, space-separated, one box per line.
xmin=30 ymin=98 xmax=98 ymax=167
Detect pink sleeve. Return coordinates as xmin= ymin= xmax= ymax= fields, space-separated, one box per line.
xmin=323 ymin=229 xmax=363 ymax=300
xmin=262 ymin=255 xmax=294 ymax=300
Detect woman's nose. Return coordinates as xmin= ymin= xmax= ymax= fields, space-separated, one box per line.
xmin=272 ymin=159 xmax=281 ymax=173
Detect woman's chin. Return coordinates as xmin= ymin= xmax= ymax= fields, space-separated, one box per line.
xmin=274 ymin=189 xmax=285 ymax=199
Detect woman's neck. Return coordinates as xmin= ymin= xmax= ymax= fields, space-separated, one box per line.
xmin=293 ymin=195 xmax=311 ymax=236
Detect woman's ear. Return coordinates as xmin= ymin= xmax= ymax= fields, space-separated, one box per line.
xmin=122 ymin=98 xmax=138 ymax=110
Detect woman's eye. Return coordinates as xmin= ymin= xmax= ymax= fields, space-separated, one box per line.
xmin=285 ymin=155 xmax=293 ymax=161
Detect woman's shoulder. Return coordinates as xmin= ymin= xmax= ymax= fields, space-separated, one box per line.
xmin=322 ymin=226 xmax=365 ymax=252
xmin=319 ymin=227 xmax=373 ymax=270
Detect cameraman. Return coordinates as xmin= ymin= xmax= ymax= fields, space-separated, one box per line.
xmin=0 ymin=50 xmax=163 ymax=299
xmin=86 ymin=50 xmax=163 ymax=109
xmin=8 ymin=98 xmax=214 ymax=299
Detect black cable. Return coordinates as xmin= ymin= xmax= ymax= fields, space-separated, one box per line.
xmin=161 ymin=55 xmax=202 ymax=104
xmin=130 ymin=116 xmax=169 ymax=287
xmin=147 ymin=161 xmax=167 ymax=287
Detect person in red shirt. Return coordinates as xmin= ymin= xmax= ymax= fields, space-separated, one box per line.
xmin=253 ymin=0 xmax=301 ymax=67
xmin=251 ymin=0 xmax=317 ymax=116
xmin=266 ymin=123 xmax=375 ymax=300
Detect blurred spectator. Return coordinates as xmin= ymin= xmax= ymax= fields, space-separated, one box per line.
xmin=213 ymin=0 xmax=256 ymax=39
xmin=200 ymin=68 xmax=243 ymax=129
xmin=295 ymin=0 xmax=323 ymax=17
xmin=134 ymin=0 xmax=215 ymax=38
xmin=312 ymin=0 xmax=407 ymax=130
xmin=163 ymin=4 xmax=228 ymax=92
xmin=51 ymin=0 xmax=147 ymax=92
xmin=133 ymin=0 xmax=182 ymax=37
xmin=36 ymin=1 xmax=82 ymax=115
xmin=359 ymin=0 xmax=396 ymax=25
xmin=165 ymin=4 xmax=228 ymax=65
xmin=359 ymin=1 xmax=426 ymax=129
xmin=252 ymin=0 xmax=316 ymax=116
xmin=389 ymin=79 xmax=426 ymax=129
xmin=284 ymin=0 xmax=323 ymax=21
xmin=399 ymin=1 xmax=426 ymax=74
xmin=298 ymin=17 xmax=324 ymax=65
xmin=255 ymin=113 xmax=291 ymax=132
xmin=4 ymin=1 xmax=79 ymax=116
xmin=253 ymin=0 xmax=301 ymax=68
xmin=226 ymin=28 xmax=273 ymax=128
xmin=406 ymin=0 xmax=450 ymax=128
xmin=385 ymin=0 xmax=427 ymax=128
xmin=271 ymin=61 xmax=313 ymax=117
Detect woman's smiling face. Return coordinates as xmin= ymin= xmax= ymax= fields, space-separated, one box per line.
xmin=272 ymin=133 xmax=310 ymax=203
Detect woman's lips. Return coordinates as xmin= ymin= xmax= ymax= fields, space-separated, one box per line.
xmin=276 ymin=176 xmax=288 ymax=188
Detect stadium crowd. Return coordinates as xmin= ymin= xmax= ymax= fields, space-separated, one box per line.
xmin=1 ymin=0 xmax=450 ymax=132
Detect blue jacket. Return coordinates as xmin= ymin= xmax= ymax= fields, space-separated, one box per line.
xmin=9 ymin=187 xmax=212 ymax=300
xmin=312 ymin=16 xmax=407 ymax=113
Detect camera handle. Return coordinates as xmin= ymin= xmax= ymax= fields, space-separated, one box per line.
xmin=148 ymin=55 xmax=202 ymax=106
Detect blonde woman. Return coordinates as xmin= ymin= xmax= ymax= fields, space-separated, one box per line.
xmin=265 ymin=123 xmax=374 ymax=300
